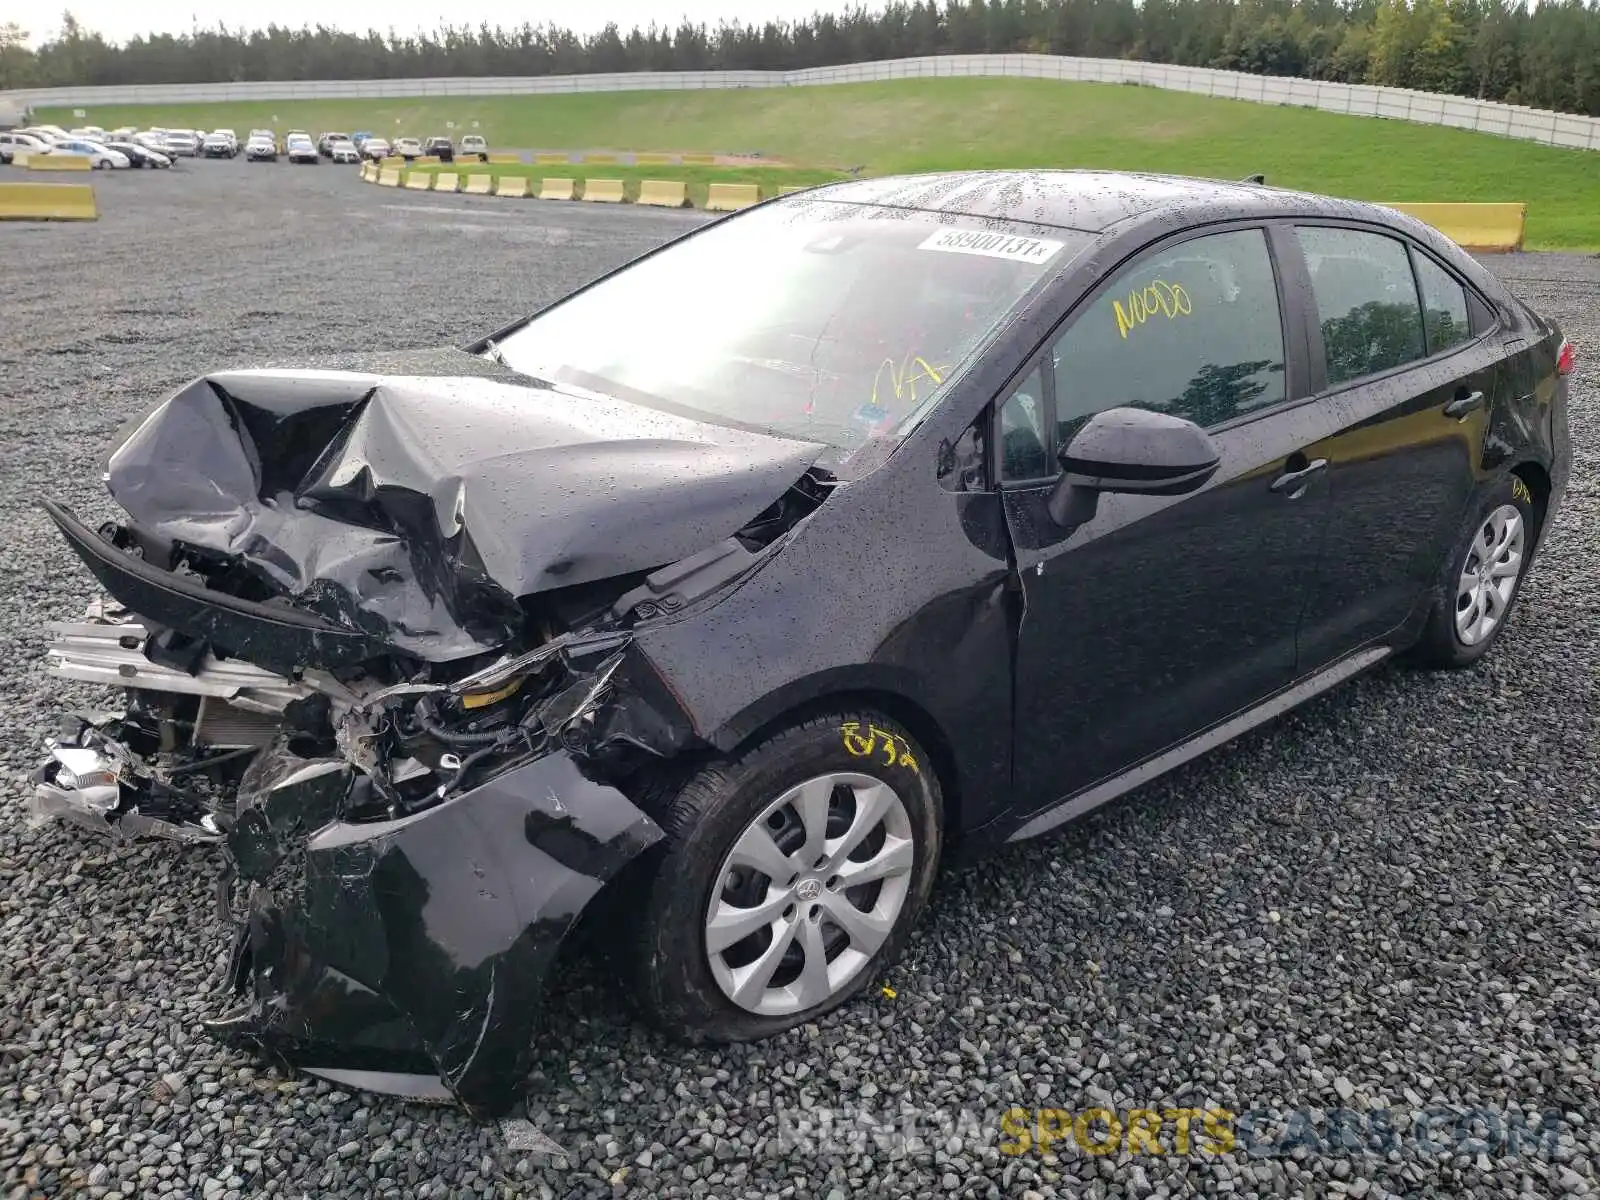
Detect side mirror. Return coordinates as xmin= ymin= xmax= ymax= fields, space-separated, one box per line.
xmin=1047 ymin=407 xmax=1220 ymax=527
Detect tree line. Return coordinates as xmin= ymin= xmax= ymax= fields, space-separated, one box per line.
xmin=1 ymin=0 xmax=1597 ymax=119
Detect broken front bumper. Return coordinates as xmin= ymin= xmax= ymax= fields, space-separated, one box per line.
xmin=29 ymin=600 xmax=317 ymax=843
xmin=205 ymin=746 xmax=663 ymax=1119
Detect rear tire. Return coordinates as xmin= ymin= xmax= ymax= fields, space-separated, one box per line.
xmin=1408 ymin=475 xmax=1538 ymax=669
xmin=626 ymin=710 xmax=941 ymax=1043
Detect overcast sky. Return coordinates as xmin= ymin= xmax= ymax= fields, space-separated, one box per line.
xmin=31 ymin=1 xmax=843 ymax=46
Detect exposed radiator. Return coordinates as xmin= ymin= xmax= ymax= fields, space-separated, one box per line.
xmin=193 ymin=697 xmax=286 ymax=748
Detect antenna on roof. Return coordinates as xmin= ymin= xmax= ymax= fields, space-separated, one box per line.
xmin=1242 ymin=173 xmax=1266 ymax=184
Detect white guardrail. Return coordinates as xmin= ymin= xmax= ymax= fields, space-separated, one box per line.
xmin=4 ymin=53 xmax=1597 ymax=151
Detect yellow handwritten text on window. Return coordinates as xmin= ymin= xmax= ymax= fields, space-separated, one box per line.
xmin=1112 ymin=280 xmax=1193 ymax=340
xmin=871 ymin=352 xmax=950 ymax=409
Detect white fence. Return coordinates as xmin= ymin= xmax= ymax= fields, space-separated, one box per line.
xmin=5 ymin=53 xmax=1596 ymax=151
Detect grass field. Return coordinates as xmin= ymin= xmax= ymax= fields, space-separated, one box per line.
xmin=41 ymin=77 xmax=1600 ymax=248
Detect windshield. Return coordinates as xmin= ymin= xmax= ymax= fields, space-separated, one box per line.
xmin=493 ymin=200 xmax=1087 ymax=453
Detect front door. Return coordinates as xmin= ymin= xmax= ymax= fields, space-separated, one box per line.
xmin=996 ymin=226 xmax=1334 ymax=811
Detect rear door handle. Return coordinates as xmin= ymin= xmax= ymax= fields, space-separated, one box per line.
xmin=1443 ymin=389 xmax=1485 ymax=420
xmin=1270 ymin=458 xmax=1327 ymax=498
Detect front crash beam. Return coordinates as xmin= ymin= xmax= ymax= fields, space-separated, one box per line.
xmin=205 ymin=748 xmax=663 ymax=1118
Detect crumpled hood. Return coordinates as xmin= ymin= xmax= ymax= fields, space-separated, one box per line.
xmin=103 ymin=359 xmax=826 ymax=661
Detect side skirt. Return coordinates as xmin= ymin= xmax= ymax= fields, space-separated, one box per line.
xmin=1007 ymin=646 xmax=1392 ymax=843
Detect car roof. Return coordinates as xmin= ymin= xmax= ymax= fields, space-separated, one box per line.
xmin=806 ymin=169 xmax=1420 ymax=238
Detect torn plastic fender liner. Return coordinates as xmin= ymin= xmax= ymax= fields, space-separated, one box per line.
xmin=205 ymin=749 xmax=664 ymax=1119
xmin=42 ymin=498 xmax=386 ymax=676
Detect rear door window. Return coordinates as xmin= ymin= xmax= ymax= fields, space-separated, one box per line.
xmin=1296 ymin=226 xmax=1426 ymax=386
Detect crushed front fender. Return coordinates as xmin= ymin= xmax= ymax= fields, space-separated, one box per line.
xmin=205 ymin=747 xmax=663 ymax=1118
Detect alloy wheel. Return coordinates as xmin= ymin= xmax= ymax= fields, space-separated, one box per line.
xmin=1455 ymin=502 xmax=1526 ymax=646
xmin=705 ymin=772 xmax=915 ymax=1017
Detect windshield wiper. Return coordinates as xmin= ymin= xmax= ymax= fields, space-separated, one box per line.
xmin=481 ymin=336 xmax=509 ymax=367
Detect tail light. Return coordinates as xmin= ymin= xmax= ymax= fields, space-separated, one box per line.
xmin=1556 ymin=339 xmax=1575 ymax=376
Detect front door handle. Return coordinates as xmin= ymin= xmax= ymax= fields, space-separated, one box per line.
xmin=1443 ymin=389 xmax=1486 ymax=420
xmin=1270 ymin=457 xmax=1328 ymax=498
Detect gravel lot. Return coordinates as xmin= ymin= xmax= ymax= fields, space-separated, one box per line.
xmin=1 ymin=159 xmax=1597 ymax=1200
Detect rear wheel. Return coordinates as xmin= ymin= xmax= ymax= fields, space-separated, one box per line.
xmin=1409 ymin=476 xmax=1538 ymax=669
xmin=627 ymin=710 xmax=941 ymax=1042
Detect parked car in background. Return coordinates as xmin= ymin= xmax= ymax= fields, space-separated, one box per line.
xmin=0 ymin=131 xmax=50 ymax=163
xmin=423 ymin=135 xmax=454 ymax=163
xmin=328 ymin=139 xmax=361 ymax=164
xmin=361 ymin=137 xmax=391 ymax=162
xmin=109 ymin=126 xmax=137 ymax=140
xmin=104 ymin=140 xmax=173 ymax=168
xmin=133 ymin=131 xmax=170 ymax=153
xmin=351 ymin=131 xmax=373 ymax=150
xmin=163 ymin=133 xmax=200 ymax=158
xmin=68 ymin=125 xmax=108 ymax=141
xmin=55 ymin=139 xmax=130 ymax=169
xmin=213 ymin=129 xmax=239 ymax=154
xmin=317 ymin=131 xmax=350 ymax=157
xmin=22 ymin=124 xmax=69 ymax=142
xmin=458 ymin=134 xmax=488 ymax=161
xmin=245 ymin=134 xmax=278 ymax=162
xmin=285 ymin=134 xmax=319 ymax=164
xmin=201 ymin=133 xmax=235 ymax=159
xmin=393 ymin=137 xmax=424 ymax=161
xmin=248 ymin=128 xmax=275 ymax=144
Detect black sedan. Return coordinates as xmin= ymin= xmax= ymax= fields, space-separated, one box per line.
xmin=103 ymin=140 xmax=172 ymax=168
xmin=30 ymin=170 xmax=1573 ymax=1118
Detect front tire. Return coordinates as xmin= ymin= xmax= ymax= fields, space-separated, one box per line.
xmin=627 ymin=710 xmax=941 ymax=1042
xmin=1409 ymin=475 xmax=1538 ymax=669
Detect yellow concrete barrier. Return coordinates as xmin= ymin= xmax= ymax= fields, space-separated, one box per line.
xmin=637 ymin=179 xmax=688 ymax=208
xmin=404 ymin=171 xmax=432 ymax=191
xmin=434 ymin=172 xmax=460 ymax=193
xmin=487 ymin=153 xmax=521 ymax=164
xmin=536 ymin=153 xmax=569 ymax=165
xmin=683 ymin=154 xmax=716 ymax=165
xmin=360 ymin=162 xmax=375 ymax=182
xmin=29 ymin=154 xmax=92 ymax=172
xmin=635 ymin=153 xmax=674 ymax=165
xmin=495 ymin=175 xmax=530 ymax=198
xmin=1383 ymin=202 xmax=1526 ymax=252
xmin=414 ymin=155 xmax=439 ymax=166
xmin=704 ymin=182 xmax=761 ymax=212
xmin=581 ymin=153 xmax=616 ymax=165
xmin=0 ymin=181 xmax=97 ymax=221
xmin=380 ymin=156 xmax=403 ymax=168
xmin=583 ymin=178 xmax=626 ymax=204
xmin=377 ymin=167 xmax=401 ymax=187
xmin=464 ymin=173 xmax=493 ymax=195
xmin=539 ymin=177 xmax=576 ymax=201
xmin=11 ymin=152 xmax=31 ymax=167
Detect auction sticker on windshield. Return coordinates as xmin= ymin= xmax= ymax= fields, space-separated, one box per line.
xmin=917 ymin=229 xmax=1066 ymax=264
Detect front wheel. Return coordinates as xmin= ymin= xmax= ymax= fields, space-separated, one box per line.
xmin=626 ymin=710 xmax=941 ymax=1042
xmin=1408 ymin=475 xmax=1539 ymax=669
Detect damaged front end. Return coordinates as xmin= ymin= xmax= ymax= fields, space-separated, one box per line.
xmin=34 ymin=577 xmax=683 ymax=1114
xmin=28 ymin=366 xmax=837 ymax=1115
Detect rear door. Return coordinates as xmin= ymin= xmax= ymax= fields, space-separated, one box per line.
xmin=997 ymin=225 xmax=1336 ymax=805
xmin=1283 ymin=224 xmax=1503 ymax=669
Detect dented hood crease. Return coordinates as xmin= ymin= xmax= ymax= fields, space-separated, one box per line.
xmin=104 ymin=367 xmax=827 ymax=661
